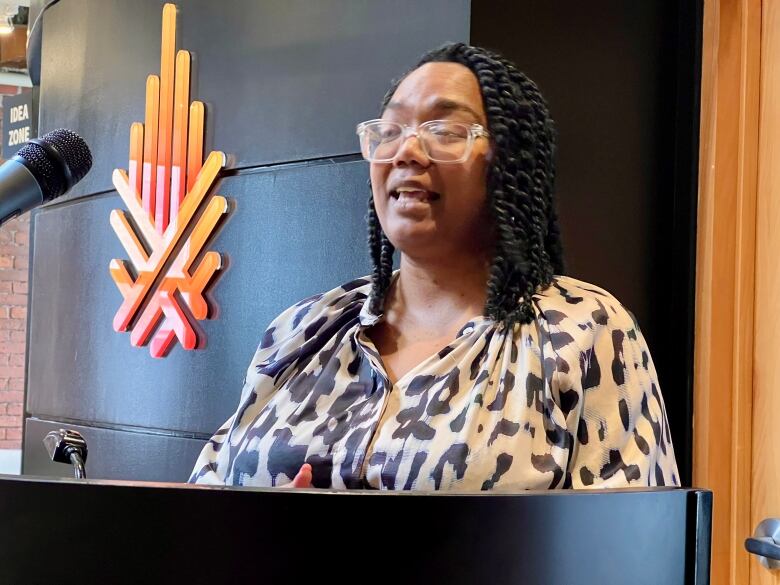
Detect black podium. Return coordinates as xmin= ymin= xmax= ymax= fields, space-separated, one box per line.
xmin=0 ymin=476 xmax=711 ymax=584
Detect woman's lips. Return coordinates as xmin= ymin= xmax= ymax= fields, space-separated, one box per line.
xmin=389 ymin=189 xmax=440 ymax=216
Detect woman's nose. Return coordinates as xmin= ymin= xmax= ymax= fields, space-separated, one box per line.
xmin=392 ymin=131 xmax=430 ymax=167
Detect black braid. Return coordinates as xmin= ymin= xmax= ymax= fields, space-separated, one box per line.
xmin=366 ymin=43 xmax=564 ymax=327
xmin=366 ymin=191 xmax=395 ymax=315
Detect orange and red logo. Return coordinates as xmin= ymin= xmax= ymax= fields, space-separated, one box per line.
xmin=110 ymin=3 xmax=227 ymax=358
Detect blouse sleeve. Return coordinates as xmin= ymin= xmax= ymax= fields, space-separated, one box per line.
xmin=187 ymin=281 xmax=366 ymax=485
xmin=554 ymin=293 xmax=680 ymax=489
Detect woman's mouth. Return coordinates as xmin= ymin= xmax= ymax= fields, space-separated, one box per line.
xmin=390 ymin=188 xmax=441 ymax=203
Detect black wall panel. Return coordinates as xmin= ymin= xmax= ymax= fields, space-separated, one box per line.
xmin=38 ymin=0 xmax=469 ymax=201
xmin=27 ymin=160 xmax=371 ymax=435
xmin=24 ymin=0 xmax=471 ymax=479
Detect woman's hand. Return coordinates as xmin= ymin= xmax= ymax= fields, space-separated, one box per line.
xmin=280 ymin=463 xmax=313 ymax=488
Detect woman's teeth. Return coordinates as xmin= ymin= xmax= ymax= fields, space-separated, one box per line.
xmin=391 ymin=189 xmax=440 ymax=202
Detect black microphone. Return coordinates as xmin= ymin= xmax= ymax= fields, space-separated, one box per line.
xmin=0 ymin=128 xmax=92 ymax=225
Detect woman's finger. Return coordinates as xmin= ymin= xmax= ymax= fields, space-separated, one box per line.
xmin=280 ymin=463 xmax=313 ymax=488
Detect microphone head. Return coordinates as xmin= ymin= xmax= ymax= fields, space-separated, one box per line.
xmin=14 ymin=128 xmax=93 ymax=201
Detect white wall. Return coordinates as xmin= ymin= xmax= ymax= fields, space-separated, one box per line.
xmin=0 ymin=449 xmax=21 ymax=474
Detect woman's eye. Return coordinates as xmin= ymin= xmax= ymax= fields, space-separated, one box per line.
xmin=373 ymin=126 xmax=400 ymax=141
xmin=428 ymin=124 xmax=466 ymax=139
xmin=431 ymin=130 xmax=466 ymax=143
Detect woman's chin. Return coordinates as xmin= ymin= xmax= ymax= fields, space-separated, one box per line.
xmin=386 ymin=227 xmax=444 ymax=257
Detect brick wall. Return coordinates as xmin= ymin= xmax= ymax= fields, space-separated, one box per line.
xmin=0 ymin=213 xmax=28 ymax=450
xmin=0 ymin=84 xmax=31 ymax=452
xmin=0 ymin=213 xmax=30 ymax=449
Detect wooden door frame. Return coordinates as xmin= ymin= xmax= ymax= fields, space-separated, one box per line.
xmin=693 ymin=0 xmax=761 ymax=584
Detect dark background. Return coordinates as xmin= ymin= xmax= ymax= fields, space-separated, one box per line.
xmin=471 ymin=0 xmax=701 ymax=485
xmin=22 ymin=0 xmax=700 ymax=486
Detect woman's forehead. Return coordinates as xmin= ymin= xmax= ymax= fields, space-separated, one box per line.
xmin=386 ymin=62 xmax=486 ymax=123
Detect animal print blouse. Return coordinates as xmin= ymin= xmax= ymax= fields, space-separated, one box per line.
xmin=189 ymin=273 xmax=679 ymax=490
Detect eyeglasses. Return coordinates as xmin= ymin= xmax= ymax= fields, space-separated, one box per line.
xmin=356 ymin=119 xmax=490 ymax=164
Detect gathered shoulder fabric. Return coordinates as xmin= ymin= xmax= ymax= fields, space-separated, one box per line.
xmin=189 ymin=274 xmax=679 ymax=490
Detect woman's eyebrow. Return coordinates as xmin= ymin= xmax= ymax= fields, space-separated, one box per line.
xmin=430 ymin=98 xmax=482 ymax=121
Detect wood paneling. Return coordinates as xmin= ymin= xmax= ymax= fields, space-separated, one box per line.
xmin=693 ymin=0 xmax=761 ymax=584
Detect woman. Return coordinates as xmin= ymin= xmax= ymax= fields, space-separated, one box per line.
xmin=189 ymin=43 xmax=679 ymax=490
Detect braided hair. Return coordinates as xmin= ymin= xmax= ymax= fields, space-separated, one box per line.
xmin=367 ymin=42 xmax=564 ymax=328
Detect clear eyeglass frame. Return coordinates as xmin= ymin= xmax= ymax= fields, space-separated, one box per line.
xmin=356 ymin=119 xmax=490 ymax=164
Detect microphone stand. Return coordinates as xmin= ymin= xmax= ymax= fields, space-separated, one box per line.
xmin=43 ymin=429 xmax=88 ymax=479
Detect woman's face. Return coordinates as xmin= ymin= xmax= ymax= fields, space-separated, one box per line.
xmin=370 ymin=61 xmax=494 ymax=262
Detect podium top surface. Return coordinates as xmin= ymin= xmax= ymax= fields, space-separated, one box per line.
xmin=1 ymin=472 xmax=695 ymax=495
